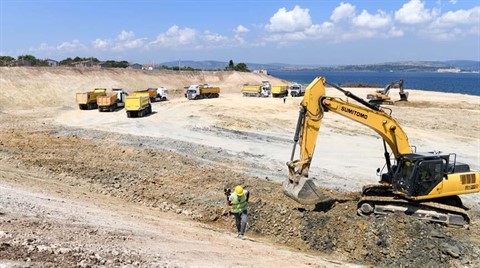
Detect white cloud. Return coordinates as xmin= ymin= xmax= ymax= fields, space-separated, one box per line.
xmin=235 ymin=25 xmax=249 ymax=34
xmin=56 ymin=40 xmax=87 ymax=51
xmin=110 ymin=30 xmax=147 ymax=51
xmin=395 ymin=0 xmax=437 ymax=24
xmin=202 ymin=31 xmax=228 ymax=42
xmin=304 ymin=22 xmax=335 ymax=37
xmin=92 ymin=39 xmax=109 ymax=49
xmin=29 ymin=40 xmax=87 ymax=55
xmin=352 ymin=10 xmax=392 ymax=29
xmin=233 ymin=25 xmax=249 ymax=43
xmin=388 ymin=27 xmax=405 ymax=37
xmin=423 ymin=6 xmax=480 ymax=40
xmin=331 ymin=2 xmax=356 ymax=22
xmin=149 ymin=25 xmax=197 ymax=47
xmin=117 ymin=30 xmax=135 ymax=41
xmin=436 ymin=6 xmax=480 ymax=26
xmin=113 ymin=38 xmax=146 ymax=51
xmin=265 ymin=6 xmax=312 ymax=33
xmin=449 ymin=0 xmax=457 ymax=4
xmin=263 ymin=4 xmax=402 ymax=43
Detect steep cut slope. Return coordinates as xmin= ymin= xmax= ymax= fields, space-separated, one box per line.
xmin=0 ymin=67 xmax=285 ymax=110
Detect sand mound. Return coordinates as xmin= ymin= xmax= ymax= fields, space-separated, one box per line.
xmin=0 ymin=67 xmax=286 ymax=110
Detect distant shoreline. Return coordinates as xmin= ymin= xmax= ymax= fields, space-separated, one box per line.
xmin=269 ymin=70 xmax=480 ymax=96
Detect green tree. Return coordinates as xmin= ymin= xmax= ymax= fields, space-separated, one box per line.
xmin=59 ymin=57 xmax=73 ymax=65
xmin=234 ymin=63 xmax=249 ymax=72
xmin=104 ymin=60 xmax=129 ymax=68
xmin=225 ymin=60 xmax=235 ymax=71
xmin=0 ymin=55 xmax=15 ymax=66
xmin=17 ymin=54 xmax=38 ymax=65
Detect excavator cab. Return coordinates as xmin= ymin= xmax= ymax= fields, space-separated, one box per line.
xmin=393 ymin=154 xmax=446 ymax=197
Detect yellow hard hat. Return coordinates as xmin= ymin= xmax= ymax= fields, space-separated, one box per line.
xmin=234 ymin=185 xmax=244 ymax=196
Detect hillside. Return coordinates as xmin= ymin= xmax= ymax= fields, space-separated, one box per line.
xmin=0 ymin=67 xmax=286 ymax=110
xmin=159 ymin=60 xmax=480 ymax=72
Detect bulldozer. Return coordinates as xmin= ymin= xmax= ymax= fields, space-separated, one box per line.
xmin=283 ymin=77 xmax=479 ymax=226
xmin=366 ymin=80 xmax=408 ymax=105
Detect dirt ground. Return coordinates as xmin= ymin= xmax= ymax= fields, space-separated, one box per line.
xmin=1 ymin=68 xmax=480 ymax=267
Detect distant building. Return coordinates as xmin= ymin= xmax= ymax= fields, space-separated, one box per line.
xmin=15 ymin=59 xmax=32 ymax=66
xmin=253 ymin=69 xmax=268 ymax=75
xmin=128 ymin=63 xmax=143 ymax=70
xmin=437 ymin=68 xmax=461 ymax=73
xmin=143 ymin=64 xmax=155 ymax=70
xmin=45 ymin=59 xmax=58 ymax=67
xmin=74 ymin=60 xmax=92 ymax=68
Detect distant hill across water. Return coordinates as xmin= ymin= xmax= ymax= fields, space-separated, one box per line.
xmin=160 ymin=60 xmax=480 ymax=73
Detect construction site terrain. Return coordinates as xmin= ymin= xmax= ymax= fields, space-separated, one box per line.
xmin=1 ymin=68 xmax=479 ymax=267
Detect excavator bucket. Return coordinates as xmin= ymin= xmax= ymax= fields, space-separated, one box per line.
xmin=282 ymin=176 xmax=333 ymax=205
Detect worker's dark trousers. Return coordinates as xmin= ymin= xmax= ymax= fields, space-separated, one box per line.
xmin=234 ymin=210 xmax=247 ymax=235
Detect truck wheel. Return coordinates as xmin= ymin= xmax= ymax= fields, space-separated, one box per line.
xmin=127 ymin=111 xmax=131 ymax=118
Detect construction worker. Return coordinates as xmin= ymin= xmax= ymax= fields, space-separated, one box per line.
xmin=226 ymin=185 xmax=250 ymax=239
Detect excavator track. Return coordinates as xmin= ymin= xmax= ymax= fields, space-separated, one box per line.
xmin=357 ymin=195 xmax=470 ymax=226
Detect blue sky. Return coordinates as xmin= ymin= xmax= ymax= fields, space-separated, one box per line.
xmin=1 ymin=0 xmax=479 ymax=65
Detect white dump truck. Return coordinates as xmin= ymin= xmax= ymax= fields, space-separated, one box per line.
xmin=241 ymin=85 xmax=271 ymax=97
xmin=289 ymin=83 xmax=305 ymax=97
xmin=185 ymin=84 xmax=220 ymax=100
xmin=147 ymin=87 xmax=169 ymax=102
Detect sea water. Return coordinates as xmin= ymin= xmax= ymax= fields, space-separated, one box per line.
xmin=269 ymin=70 xmax=480 ymax=96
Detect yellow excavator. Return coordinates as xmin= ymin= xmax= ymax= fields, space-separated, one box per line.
xmin=366 ymin=79 xmax=408 ymax=105
xmin=284 ymin=77 xmax=479 ymax=226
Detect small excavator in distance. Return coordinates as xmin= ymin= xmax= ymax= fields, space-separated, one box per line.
xmin=283 ymin=77 xmax=479 ymax=226
xmin=366 ymin=79 xmax=408 ymax=105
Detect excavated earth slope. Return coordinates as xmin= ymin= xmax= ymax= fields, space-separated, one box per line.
xmin=0 ymin=67 xmax=479 ymax=267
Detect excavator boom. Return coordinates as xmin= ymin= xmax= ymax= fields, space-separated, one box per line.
xmin=284 ymin=77 xmax=412 ymax=205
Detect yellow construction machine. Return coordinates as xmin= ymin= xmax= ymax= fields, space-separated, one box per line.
xmin=284 ymin=77 xmax=479 ymax=226
xmin=366 ymin=80 xmax=408 ymax=105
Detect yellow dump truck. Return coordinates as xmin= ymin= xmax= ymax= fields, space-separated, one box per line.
xmin=185 ymin=84 xmax=220 ymax=100
xmin=97 ymin=89 xmax=128 ymax=112
xmin=271 ymin=84 xmax=288 ymax=98
xmin=76 ymin=88 xmax=107 ymax=110
xmin=241 ymin=84 xmax=271 ymax=97
xmin=125 ymin=95 xmax=152 ymax=118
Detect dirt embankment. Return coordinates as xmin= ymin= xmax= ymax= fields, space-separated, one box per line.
xmin=0 ymin=67 xmax=286 ymax=110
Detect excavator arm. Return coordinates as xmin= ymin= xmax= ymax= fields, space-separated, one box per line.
xmin=284 ymin=77 xmax=412 ymax=205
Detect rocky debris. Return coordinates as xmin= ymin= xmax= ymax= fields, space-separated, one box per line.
xmin=0 ymin=215 xmax=147 ymax=267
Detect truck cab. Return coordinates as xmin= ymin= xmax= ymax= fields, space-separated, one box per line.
xmin=186 ymin=85 xmax=200 ymax=99
xmin=290 ymin=83 xmax=305 ymax=97
xmin=155 ymin=87 xmax=169 ymax=101
xmin=261 ymin=81 xmax=271 ymax=97
xmin=112 ymin=88 xmax=128 ymax=107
